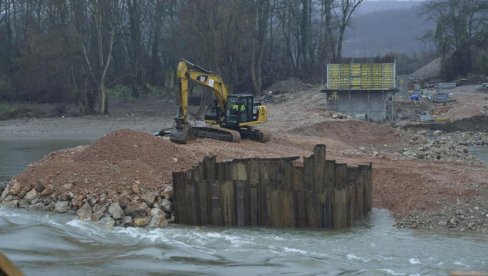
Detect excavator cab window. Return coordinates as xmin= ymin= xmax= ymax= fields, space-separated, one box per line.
xmin=226 ymin=95 xmax=253 ymax=125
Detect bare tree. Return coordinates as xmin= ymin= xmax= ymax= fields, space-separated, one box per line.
xmin=250 ymin=0 xmax=272 ymax=96
xmin=423 ymin=0 xmax=488 ymax=78
xmin=76 ymin=0 xmax=119 ymax=114
xmin=334 ymin=0 xmax=365 ymax=59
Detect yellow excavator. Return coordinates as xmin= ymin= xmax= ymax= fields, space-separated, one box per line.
xmin=163 ymin=58 xmax=270 ymax=144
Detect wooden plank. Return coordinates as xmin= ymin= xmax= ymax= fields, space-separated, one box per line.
xmin=355 ymin=167 xmax=364 ymax=219
xmin=333 ymin=163 xmax=348 ymax=229
xmin=172 ymin=172 xmax=186 ymax=224
xmin=258 ymin=181 xmax=268 ymax=226
xmin=282 ymin=160 xmax=293 ymax=190
xmin=292 ymin=166 xmax=303 ymax=190
xmin=192 ymin=164 xmax=204 ymax=226
xmin=231 ymin=161 xmax=248 ymax=181
xmin=247 ymin=159 xmax=259 ymax=185
xmin=259 ymin=160 xmax=271 ymax=187
xmin=294 ymin=190 xmax=306 ymax=228
xmin=203 ymin=156 xmax=216 ymax=182
xmin=211 ymin=180 xmax=223 ymax=226
xmin=265 ymin=186 xmax=273 ymax=227
xmin=271 ymin=161 xmax=283 ymax=190
xmin=332 ymin=188 xmax=347 ymax=229
xmin=216 ymin=161 xmax=226 ymax=182
xmin=235 ymin=181 xmax=245 ymax=226
xmin=186 ymin=171 xmax=197 ymax=225
xmin=366 ymin=164 xmax=373 ymax=212
xmin=250 ymin=186 xmax=259 ymax=226
xmin=319 ymin=190 xmax=332 ymax=229
xmin=359 ymin=165 xmax=371 ymax=215
xmin=335 ymin=163 xmax=347 ymax=189
xmin=303 ymin=156 xmax=313 ymax=190
xmin=306 ymin=190 xmax=319 ymax=228
xmin=282 ymin=190 xmax=295 ymax=228
xmin=347 ymin=167 xmax=357 ymax=227
xmin=326 ymin=160 xmax=336 ymax=190
xmin=197 ymin=180 xmax=209 ymax=225
xmin=269 ymin=189 xmax=281 ymax=227
xmin=243 ymin=180 xmax=251 ymax=226
xmin=313 ymin=145 xmax=326 ymax=192
xmin=221 ymin=180 xmax=235 ymax=226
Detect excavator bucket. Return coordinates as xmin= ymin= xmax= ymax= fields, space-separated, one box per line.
xmin=169 ymin=123 xmax=193 ymax=144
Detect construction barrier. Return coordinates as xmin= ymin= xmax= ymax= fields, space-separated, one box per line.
xmin=172 ymin=145 xmax=372 ymax=229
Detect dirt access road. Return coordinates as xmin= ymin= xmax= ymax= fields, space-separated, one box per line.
xmin=1 ymin=84 xmax=488 ymax=232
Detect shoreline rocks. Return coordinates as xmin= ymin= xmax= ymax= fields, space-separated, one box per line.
xmin=0 ymin=178 xmax=174 ymax=228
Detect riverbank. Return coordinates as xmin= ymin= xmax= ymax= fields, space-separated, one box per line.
xmin=1 ymin=85 xmax=488 ymax=232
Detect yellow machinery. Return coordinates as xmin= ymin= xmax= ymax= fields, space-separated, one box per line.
xmin=165 ymin=58 xmax=270 ymax=144
xmin=0 ymin=252 xmax=23 ymax=276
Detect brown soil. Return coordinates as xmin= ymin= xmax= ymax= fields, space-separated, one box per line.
xmin=13 ymin=130 xmax=198 ymax=200
xmin=291 ymin=120 xmax=412 ymax=147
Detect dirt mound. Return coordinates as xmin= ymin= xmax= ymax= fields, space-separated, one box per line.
xmin=13 ymin=129 xmax=201 ymax=198
xmin=409 ymin=57 xmax=441 ymax=80
xmin=265 ymin=78 xmax=310 ymax=95
xmin=291 ymin=120 xmax=410 ymax=146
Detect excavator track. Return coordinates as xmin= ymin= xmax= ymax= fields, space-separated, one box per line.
xmin=239 ymin=128 xmax=271 ymax=143
xmin=193 ymin=126 xmax=241 ymax=143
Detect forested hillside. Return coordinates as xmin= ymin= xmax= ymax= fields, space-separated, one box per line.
xmin=343 ymin=5 xmax=435 ymax=57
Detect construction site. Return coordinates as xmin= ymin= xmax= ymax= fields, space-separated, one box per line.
xmin=1 ymin=61 xmax=488 ymax=233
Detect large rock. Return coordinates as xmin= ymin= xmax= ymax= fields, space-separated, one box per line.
xmin=133 ymin=217 xmax=149 ymax=227
xmin=18 ymin=199 xmax=30 ymax=208
xmin=34 ymin=181 xmax=45 ymax=193
xmin=98 ymin=216 xmax=115 ymax=230
xmin=163 ymin=186 xmax=173 ymax=200
xmin=131 ymin=181 xmax=141 ymax=194
xmin=40 ymin=184 xmax=54 ymax=196
xmin=8 ymin=179 xmax=22 ymax=196
xmin=124 ymin=202 xmax=148 ymax=218
xmin=54 ymin=201 xmax=69 ymax=213
xmin=71 ymin=195 xmax=84 ymax=208
xmin=148 ymin=208 xmax=167 ymax=228
xmin=4 ymin=199 xmax=18 ymax=208
xmin=28 ymin=202 xmax=46 ymax=212
xmin=108 ymin=202 xmax=124 ymax=219
xmin=0 ymin=185 xmax=9 ymax=201
xmin=92 ymin=204 xmax=107 ymax=221
xmin=161 ymin=199 xmax=172 ymax=213
xmin=141 ymin=192 xmax=156 ymax=206
xmin=122 ymin=216 xmax=133 ymax=227
xmin=77 ymin=202 xmax=93 ymax=220
xmin=24 ymin=188 xmax=38 ymax=201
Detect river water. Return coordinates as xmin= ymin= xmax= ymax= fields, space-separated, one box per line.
xmin=1 ymin=139 xmax=488 ymax=275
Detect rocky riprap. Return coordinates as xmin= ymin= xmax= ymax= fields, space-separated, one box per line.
xmin=396 ymin=194 xmax=488 ymax=233
xmin=0 ymin=178 xmax=174 ymax=229
xmin=347 ymin=129 xmax=488 ymax=164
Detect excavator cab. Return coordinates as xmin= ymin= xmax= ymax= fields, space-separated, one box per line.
xmin=225 ymin=95 xmax=254 ymax=126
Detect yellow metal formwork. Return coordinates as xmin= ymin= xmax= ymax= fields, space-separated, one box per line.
xmin=327 ymin=62 xmax=395 ymax=90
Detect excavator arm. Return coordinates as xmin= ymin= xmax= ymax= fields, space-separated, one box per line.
xmin=175 ymin=59 xmax=229 ymax=122
xmin=170 ymin=58 xmax=233 ymax=143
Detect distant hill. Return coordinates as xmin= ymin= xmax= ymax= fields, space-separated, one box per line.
xmin=343 ymin=2 xmax=435 ymax=57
